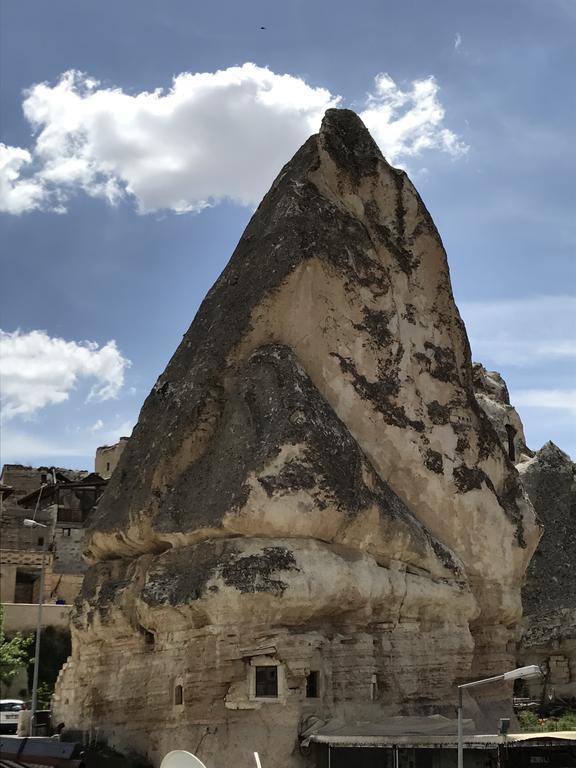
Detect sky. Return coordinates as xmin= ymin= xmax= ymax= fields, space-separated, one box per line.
xmin=0 ymin=0 xmax=574 ymax=470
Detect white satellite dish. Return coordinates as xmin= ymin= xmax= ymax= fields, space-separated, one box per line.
xmin=160 ymin=751 xmax=208 ymax=768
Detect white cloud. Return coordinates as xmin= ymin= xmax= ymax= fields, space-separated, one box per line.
xmin=0 ymin=428 xmax=89 ymax=460
xmin=511 ymin=389 xmax=576 ymax=414
xmin=0 ymin=144 xmax=46 ymax=214
xmin=0 ymin=416 xmax=135 ymax=466
xmin=96 ymin=419 xmax=134 ymax=446
xmin=1 ymin=65 xmax=467 ymax=215
xmin=454 ymin=33 xmax=462 ymax=51
xmin=460 ymin=295 xmax=576 ymax=366
xmin=0 ymin=329 xmax=131 ymax=418
xmin=360 ymin=74 xmax=468 ymax=162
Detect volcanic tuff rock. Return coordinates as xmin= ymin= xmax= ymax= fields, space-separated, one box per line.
xmin=472 ymin=363 xmax=531 ymax=462
xmin=54 ymin=110 xmax=540 ymax=767
xmin=517 ymin=443 xmax=576 ymax=695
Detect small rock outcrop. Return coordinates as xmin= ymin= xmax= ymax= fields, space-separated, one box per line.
xmin=472 ymin=363 xmax=531 ymax=462
xmin=54 ymin=110 xmax=540 ymax=766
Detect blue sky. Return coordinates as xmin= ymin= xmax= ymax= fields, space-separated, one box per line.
xmin=1 ymin=0 xmax=574 ymax=469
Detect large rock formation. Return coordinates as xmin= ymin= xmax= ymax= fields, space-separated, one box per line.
xmin=471 ymin=372 xmax=576 ymax=699
xmin=517 ymin=443 xmax=576 ymax=697
xmin=54 ymin=110 xmax=540 ymax=766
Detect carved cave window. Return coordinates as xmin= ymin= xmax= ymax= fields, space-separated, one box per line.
xmin=255 ymin=666 xmax=278 ymax=698
xmin=174 ymin=684 xmax=183 ymax=706
xmin=505 ymin=424 xmax=517 ymax=462
xmin=306 ymin=670 xmax=320 ymax=699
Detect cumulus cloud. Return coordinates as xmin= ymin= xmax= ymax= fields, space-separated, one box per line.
xmin=460 ymin=295 xmax=576 ymax=366
xmin=0 ymin=64 xmax=467 ymax=215
xmin=360 ymin=74 xmax=467 ymax=162
xmin=454 ymin=33 xmax=462 ymax=51
xmin=0 ymin=144 xmax=47 ymax=214
xmin=0 ymin=329 xmax=131 ymax=418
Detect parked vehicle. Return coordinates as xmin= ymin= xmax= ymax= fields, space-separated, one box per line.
xmin=0 ymin=699 xmax=24 ymax=734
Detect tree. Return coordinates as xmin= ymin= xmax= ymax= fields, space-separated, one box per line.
xmin=0 ymin=604 xmax=33 ymax=686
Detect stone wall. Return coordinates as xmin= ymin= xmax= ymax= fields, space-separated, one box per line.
xmin=96 ymin=439 xmax=129 ymax=480
xmin=2 ymin=602 xmax=72 ymax=632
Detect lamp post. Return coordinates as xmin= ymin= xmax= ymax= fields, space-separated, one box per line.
xmin=457 ymin=664 xmax=541 ymax=768
xmin=23 ymin=504 xmax=57 ymax=737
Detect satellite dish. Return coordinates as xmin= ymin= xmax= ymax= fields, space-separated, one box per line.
xmin=160 ymin=751 xmax=208 ymax=768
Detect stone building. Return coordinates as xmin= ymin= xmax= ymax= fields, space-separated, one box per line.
xmin=54 ymin=110 xmax=542 ymax=767
xmin=95 ymin=437 xmax=130 ymax=480
xmin=0 ymin=464 xmax=106 ymax=632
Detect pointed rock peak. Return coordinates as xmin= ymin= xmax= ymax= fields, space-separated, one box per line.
xmin=535 ymin=441 xmax=574 ymax=466
xmin=319 ymin=108 xmax=387 ymax=181
xmin=86 ymin=107 xmax=538 ymax=614
xmin=472 ymin=363 xmax=511 ymax=406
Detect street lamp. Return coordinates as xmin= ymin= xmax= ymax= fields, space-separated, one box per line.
xmin=457 ymin=664 xmax=541 ymax=768
xmin=23 ymin=517 xmax=52 ymax=736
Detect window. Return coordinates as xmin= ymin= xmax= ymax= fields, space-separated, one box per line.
xmin=255 ymin=666 xmax=278 ymax=698
xmin=306 ymin=671 xmax=320 ymax=698
xmin=38 ymin=537 xmax=44 ymax=547
xmin=15 ymin=569 xmax=37 ymax=603
xmin=174 ymin=684 xmax=183 ymax=705
xmin=63 ymin=528 xmax=71 ymax=537
xmin=106 ymin=462 xmax=110 ymax=472
xmin=40 ymin=473 xmax=47 ymax=484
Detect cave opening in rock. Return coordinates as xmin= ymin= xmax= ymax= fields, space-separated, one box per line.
xmin=505 ymin=424 xmax=517 ymax=461
xmin=306 ymin=670 xmax=320 ymax=698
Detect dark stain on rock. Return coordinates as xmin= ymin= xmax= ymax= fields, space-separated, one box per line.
xmin=414 ymin=342 xmax=458 ymax=384
xmin=453 ymin=465 xmax=486 ymax=493
xmin=403 ymin=304 xmax=417 ymax=324
xmin=466 ymin=391 xmax=502 ymax=461
xmin=221 ymin=547 xmax=299 ymax=595
xmin=353 ymin=308 xmax=395 ymax=347
xmin=424 ymin=450 xmax=444 ymax=474
xmin=364 ymin=199 xmax=419 ymax=276
xmin=456 ymin=436 xmax=470 ymax=453
xmin=140 ymin=541 xmax=299 ymax=605
xmin=259 ymin=460 xmax=316 ymax=496
xmin=320 ymin=109 xmax=380 ymax=185
xmin=332 ymin=352 xmax=425 ymax=433
xmin=427 ymin=400 xmax=450 ymax=425
xmin=495 ymin=478 xmax=527 ymax=548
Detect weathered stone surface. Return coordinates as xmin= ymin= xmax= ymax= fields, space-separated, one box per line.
xmin=472 ymin=363 xmax=531 ymax=463
xmin=54 ymin=110 xmax=540 ymax=766
xmin=516 ymin=442 xmax=576 ymax=696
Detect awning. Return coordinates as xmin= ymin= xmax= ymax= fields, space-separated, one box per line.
xmin=301 ymin=716 xmax=576 ymax=750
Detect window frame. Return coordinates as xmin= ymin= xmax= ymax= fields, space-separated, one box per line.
xmin=249 ymin=657 xmax=284 ymax=702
